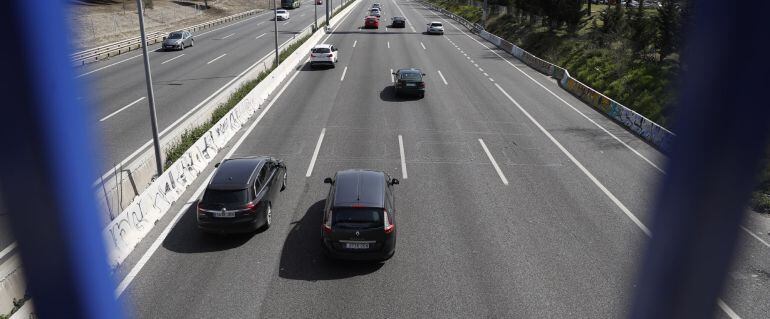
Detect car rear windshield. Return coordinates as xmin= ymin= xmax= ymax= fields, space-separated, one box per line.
xmin=333 ymin=207 xmax=383 ymax=228
xmin=431 ymin=23 xmax=443 ymax=27
xmin=399 ymin=72 xmax=422 ymax=80
xmin=168 ymin=33 xmax=182 ymax=39
xmin=202 ymin=189 xmax=248 ymax=204
xmin=312 ymin=47 xmax=331 ymax=53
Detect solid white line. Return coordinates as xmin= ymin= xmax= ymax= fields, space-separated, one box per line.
xmin=206 ymin=53 xmax=227 ymax=64
xmin=340 ymin=66 xmax=348 ymax=81
xmin=221 ymin=33 xmax=236 ymax=39
xmin=741 ymin=226 xmax=770 ymax=248
xmin=497 ymin=82 xmax=649 ymax=234
xmin=390 ymin=68 xmax=394 ymax=82
xmin=99 ymin=97 xmax=145 ymax=122
xmin=437 ymin=70 xmax=448 ymax=85
xmin=256 ymin=33 xmax=267 ymax=40
xmin=306 ymin=128 xmax=326 ymax=177
xmin=115 ymin=63 xmax=304 ymax=298
xmin=456 ymin=22 xmax=664 ymax=173
xmin=420 ymin=42 xmax=426 ymax=50
xmin=257 ymin=21 xmax=265 ymax=26
xmin=353 ymin=40 xmax=357 ymax=47
xmin=0 ymin=243 xmax=17 ymax=260
xmin=387 ymin=41 xmax=390 ymax=48
xmin=717 ymin=300 xmax=742 ymax=319
xmin=75 ymin=54 xmax=142 ymax=78
xmin=398 ymin=135 xmax=408 ymax=179
xmin=160 ymin=53 xmax=185 ymax=64
xmin=479 ymin=139 xmax=508 ymax=185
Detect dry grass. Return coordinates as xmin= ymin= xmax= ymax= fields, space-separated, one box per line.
xmin=68 ymin=0 xmax=269 ymax=50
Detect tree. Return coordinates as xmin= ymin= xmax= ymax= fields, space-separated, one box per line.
xmin=655 ymin=0 xmax=679 ymax=61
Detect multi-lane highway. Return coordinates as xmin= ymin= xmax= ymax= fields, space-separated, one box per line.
xmin=111 ymin=0 xmax=770 ymax=317
xmin=77 ymin=0 xmax=339 ymax=171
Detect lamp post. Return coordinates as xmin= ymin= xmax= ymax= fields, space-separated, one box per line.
xmin=273 ymin=0 xmax=279 ymax=66
xmin=135 ymin=0 xmax=163 ymax=176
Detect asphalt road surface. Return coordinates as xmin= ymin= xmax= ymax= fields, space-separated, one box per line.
xmin=112 ymin=0 xmax=770 ymax=318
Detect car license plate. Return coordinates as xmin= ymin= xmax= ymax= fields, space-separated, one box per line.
xmin=213 ymin=211 xmax=235 ymax=218
xmin=345 ymin=242 xmax=369 ymax=249
xmin=406 ymin=83 xmax=416 ymax=87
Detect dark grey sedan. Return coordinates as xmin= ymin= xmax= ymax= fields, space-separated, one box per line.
xmin=162 ymin=31 xmax=194 ymax=51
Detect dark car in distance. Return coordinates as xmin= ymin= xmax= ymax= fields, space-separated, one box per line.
xmin=391 ymin=16 xmax=406 ymax=28
xmin=392 ymin=68 xmax=426 ymax=98
xmin=197 ymin=156 xmax=287 ymax=234
xmin=321 ymin=169 xmax=399 ymax=261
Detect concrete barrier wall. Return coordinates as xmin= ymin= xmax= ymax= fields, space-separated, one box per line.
xmin=0 ymin=255 xmax=25 ymax=316
xmin=433 ymin=2 xmax=675 ymax=152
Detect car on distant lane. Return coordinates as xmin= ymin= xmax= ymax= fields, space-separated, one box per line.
xmin=391 ymin=16 xmax=406 ymax=28
xmin=364 ymin=15 xmax=380 ymax=29
xmin=310 ymin=43 xmax=338 ymax=68
xmin=392 ymin=68 xmax=426 ymax=98
xmin=162 ymin=31 xmax=193 ymax=51
xmin=426 ymin=21 xmax=444 ymax=34
xmin=276 ymin=9 xmax=290 ymax=20
xmin=370 ymin=8 xmax=381 ymax=17
xmin=322 ymin=169 xmax=399 ymax=261
xmin=372 ymin=3 xmax=381 ymax=9
xmin=197 ymin=156 xmax=287 ymax=234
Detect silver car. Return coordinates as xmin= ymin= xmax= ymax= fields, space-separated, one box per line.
xmin=162 ymin=31 xmax=194 ymax=51
xmin=426 ymin=21 xmax=444 ymax=35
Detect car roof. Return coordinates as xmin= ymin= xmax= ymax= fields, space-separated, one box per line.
xmin=313 ymin=43 xmax=333 ymax=48
xmin=393 ymin=16 xmax=405 ymax=20
xmin=208 ymin=156 xmax=269 ymax=190
xmin=397 ymin=68 xmax=422 ymax=73
xmin=333 ymin=169 xmax=386 ymax=208
xmin=430 ymin=21 xmax=443 ymax=24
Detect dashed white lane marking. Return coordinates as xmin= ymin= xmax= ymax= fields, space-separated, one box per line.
xmin=420 ymin=42 xmax=426 ymax=50
xmin=390 ymin=68 xmax=394 ymax=82
xmin=255 ymin=33 xmax=267 ymax=39
xmin=479 ymin=138 xmax=508 ymax=185
xmin=99 ymin=97 xmax=145 ymax=122
xmin=161 ymin=54 xmax=185 ymax=64
xmin=306 ymin=128 xmax=327 ymax=177
xmin=76 ymin=54 xmax=142 ymax=78
xmin=340 ymin=66 xmax=348 ymax=81
xmin=0 ymin=243 xmax=17 ymax=260
xmin=353 ymin=40 xmax=357 ymax=47
xmin=437 ymin=70 xmax=448 ymax=85
xmin=489 ymin=78 xmax=494 ymax=82
xmin=399 ymin=135 xmax=408 ymax=179
xmin=387 ymin=41 xmax=390 ymax=48
xmin=220 ymin=32 xmax=235 ymax=39
xmin=115 ymin=64 xmax=304 ymax=298
xmin=483 ymin=72 xmax=489 ymax=76
xmin=206 ymin=53 xmax=227 ymax=64
xmin=741 ymin=226 xmax=770 ymax=248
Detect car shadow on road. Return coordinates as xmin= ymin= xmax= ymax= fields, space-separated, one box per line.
xmin=299 ymin=62 xmax=333 ymax=72
xmin=162 ymin=201 xmax=258 ymax=254
xmin=380 ymin=85 xmax=421 ymax=102
xmin=278 ymin=199 xmax=383 ymax=281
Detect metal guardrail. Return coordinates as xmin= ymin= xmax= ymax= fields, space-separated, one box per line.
xmin=70 ymin=9 xmax=260 ymax=66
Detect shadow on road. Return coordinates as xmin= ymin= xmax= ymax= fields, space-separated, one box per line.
xmin=379 ymin=85 xmax=421 ymax=102
xmin=278 ymin=199 xmax=383 ymax=281
xmin=162 ymin=201 xmax=257 ymax=254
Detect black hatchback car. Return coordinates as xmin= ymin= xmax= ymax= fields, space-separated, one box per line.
xmin=321 ymin=169 xmax=399 ymax=261
xmin=197 ymin=156 xmax=287 ymax=234
xmin=392 ymin=68 xmax=426 ymax=98
xmin=391 ymin=16 xmax=406 ymax=28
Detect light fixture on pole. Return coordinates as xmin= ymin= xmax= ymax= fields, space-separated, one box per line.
xmin=135 ymin=0 xmax=163 ymax=176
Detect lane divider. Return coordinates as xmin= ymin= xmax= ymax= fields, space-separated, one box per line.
xmin=99 ymin=97 xmax=146 ymax=122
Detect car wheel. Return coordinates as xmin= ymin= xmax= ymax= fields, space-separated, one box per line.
xmin=420 ymin=92 xmax=425 ymax=98
xmin=264 ymin=203 xmax=272 ymax=229
xmin=180 ymin=43 xmax=184 ymax=50
xmin=190 ymin=39 xmax=194 ymax=47
xmin=280 ymin=172 xmax=287 ymax=191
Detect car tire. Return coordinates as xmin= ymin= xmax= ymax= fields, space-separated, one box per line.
xmin=190 ymin=39 xmax=194 ymax=47
xmin=280 ymin=172 xmax=287 ymax=191
xmin=180 ymin=43 xmax=184 ymax=50
xmin=419 ymin=92 xmax=425 ymax=99
xmin=263 ymin=203 xmax=272 ymax=229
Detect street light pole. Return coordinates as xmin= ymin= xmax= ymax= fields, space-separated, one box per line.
xmin=273 ymin=0 xmax=279 ymax=66
xmin=314 ymin=0 xmax=318 ymax=30
xmin=325 ymin=0 xmax=329 ymax=28
xmin=135 ymin=0 xmax=163 ymax=176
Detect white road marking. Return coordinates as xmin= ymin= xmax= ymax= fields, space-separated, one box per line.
xmin=283 ymin=21 xmax=291 ymax=26
xmin=353 ymin=40 xmax=357 ymax=47
xmin=99 ymin=97 xmax=145 ymax=122
xmin=255 ymin=33 xmax=267 ymax=39
xmin=257 ymin=21 xmax=265 ymax=26
xmin=160 ymin=53 xmax=185 ymax=64
xmin=420 ymin=42 xmax=426 ymax=50
xmin=717 ymin=300 xmax=742 ymax=319
xmin=478 ymin=67 xmax=483 ymax=71
xmin=0 ymin=243 xmax=17 ymax=260
xmin=741 ymin=226 xmax=770 ymax=248
xmin=220 ymin=32 xmax=236 ymax=39
xmin=306 ymin=128 xmax=327 ymax=177
xmin=399 ymin=135 xmax=408 ymax=179
xmin=390 ymin=68 xmax=394 ymax=82
xmin=75 ymin=54 xmax=142 ymax=78
xmin=483 ymin=72 xmax=489 ymax=76
xmin=489 ymin=78 xmax=494 ymax=82
xmin=206 ymin=53 xmax=227 ymax=64
xmin=387 ymin=41 xmax=390 ymax=48
xmin=115 ymin=63 xmax=304 ymax=298
xmin=479 ymin=139 xmax=508 ymax=185
xmin=340 ymin=66 xmax=348 ymax=81
xmin=474 ymin=63 xmax=479 ymax=68
xmin=470 ymin=59 xmax=474 ymax=63
xmin=437 ymin=70 xmax=448 ymax=85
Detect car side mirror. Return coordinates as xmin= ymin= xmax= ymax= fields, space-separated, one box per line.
xmin=390 ymin=178 xmax=400 ymax=185
xmin=324 ymin=177 xmax=333 ymax=184
xmin=391 ymin=72 xmax=396 ymax=75
xmin=214 ymin=162 xmax=220 ymax=168
xmin=333 ymin=48 xmax=338 ymax=52
xmin=422 ymin=73 xmax=426 ymax=76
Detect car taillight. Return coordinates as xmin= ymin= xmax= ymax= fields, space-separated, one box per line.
xmin=383 ymin=210 xmax=395 ymax=234
xmin=245 ymin=202 xmax=259 ymax=214
xmin=418 ymin=82 xmax=425 ymax=88
xmin=322 ymin=210 xmax=333 ymax=233
xmin=311 ymin=53 xmax=316 ymax=57
xmin=197 ymin=202 xmax=204 ymax=215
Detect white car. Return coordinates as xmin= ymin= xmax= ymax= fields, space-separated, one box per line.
xmin=275 ymin=9 xmax=290 ymax=21
xmin=426 ymin=21 xmax=444 ymax=34
xmin=370 ymin=8 xmax=381 ymax=17
xmin=309 ymin=44 xmax=338 ymax=68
